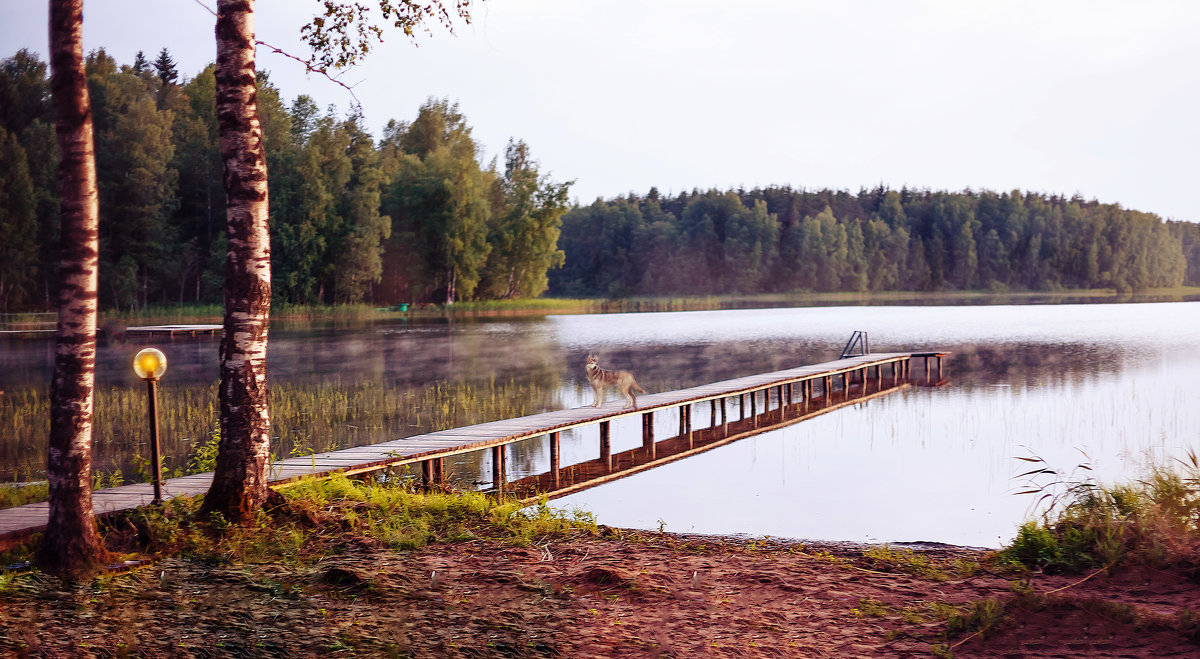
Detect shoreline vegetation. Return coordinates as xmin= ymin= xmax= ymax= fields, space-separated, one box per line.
xmin=1 ymin=378 xmax=555 ymax=500
xmin=4 ymin=286 xmax=1196 ymax=328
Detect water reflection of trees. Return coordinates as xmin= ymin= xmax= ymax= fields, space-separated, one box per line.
xmin=575 ymin=341 xmax=842 ymax=395
xmin=0 ymin=317 xmax=1174 ymax=485
xmin=940 ymin=342 xmax=1134 ymax=388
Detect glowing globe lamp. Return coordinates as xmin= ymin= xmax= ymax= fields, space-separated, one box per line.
xmin=133 ymin=347 xmax=167 ymax=503
xmin=133 ymin=348 xmax=167 ymax=380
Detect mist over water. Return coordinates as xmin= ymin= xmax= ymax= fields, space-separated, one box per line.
xmin=547 ymin=302 xmax=1200 ymax=547
xmin=3 ymin=301 xmax=1197 ymax=547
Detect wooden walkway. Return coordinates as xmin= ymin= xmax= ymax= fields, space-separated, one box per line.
xmin=0 ymin=351 xmax=945 ymax=550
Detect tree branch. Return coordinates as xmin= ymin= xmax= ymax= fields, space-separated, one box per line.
xmin=190 ymin=0 xmax=364 ymax=111
xmin=254 ymin=38 xmax=363 ymax=111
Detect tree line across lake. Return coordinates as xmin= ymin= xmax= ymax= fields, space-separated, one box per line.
xmin=3 ymin=47 xmax=1199 ymax=313
xmin=553 ymin=187 xmax=1200 ymax=298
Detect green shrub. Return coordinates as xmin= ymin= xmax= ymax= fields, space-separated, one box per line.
xmin=1001 ymin=455 xmax=1200 ymax=573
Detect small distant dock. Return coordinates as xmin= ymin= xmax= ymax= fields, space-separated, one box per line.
xmin=0 ymin=315 xmax=222 ymax=339
xmin=0 ymin=350 xmax=946 ymax=550
xmin=124 ymin=324 xmax=222 ymax=338
xmin=0 ymin=313 xmax=55 ymax=337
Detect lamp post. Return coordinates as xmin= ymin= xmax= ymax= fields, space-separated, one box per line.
xmin=133 ymin=347 xmax=167 ymax=504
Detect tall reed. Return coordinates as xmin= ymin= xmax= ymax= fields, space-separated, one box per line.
xmin=1000 ymin=451 xmax=1200 ymax=573
xmin=0 ymin=377 xmax=559 ymax=499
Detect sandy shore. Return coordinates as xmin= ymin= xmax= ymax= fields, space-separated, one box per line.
xmin=4 ymin=528 xmax=1199 ymax=657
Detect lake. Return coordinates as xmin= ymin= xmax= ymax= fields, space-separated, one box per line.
xmin=3 ymin=301 xmax=1197 ymax=548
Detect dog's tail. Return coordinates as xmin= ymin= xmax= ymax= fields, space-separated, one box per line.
xmin=633 ymin=381 xmax=646 ymax=394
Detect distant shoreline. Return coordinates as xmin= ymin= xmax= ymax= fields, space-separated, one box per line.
xmin=5 ymin=287 xmax=1198 ymax=330
xmin=94 ymin=285 xmax=1200 ymax=324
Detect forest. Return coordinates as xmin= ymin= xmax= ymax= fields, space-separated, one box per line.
xmin=552 ymin=188 xmax=1200 ymax=297
xmin=0 ymin=48 xmax=570 ymax=311
xmin=2 ymin=47 xmax=1200 ymax=313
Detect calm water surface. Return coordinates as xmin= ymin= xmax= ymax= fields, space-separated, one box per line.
xmin=3 ymin=302 xmax=1197 ymax=548
xmin=545 ymin=303 xmax=1200 ymax=548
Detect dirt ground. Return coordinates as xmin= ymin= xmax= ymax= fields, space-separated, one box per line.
xmin=3 ymin=529 xmax=1199 ymax=658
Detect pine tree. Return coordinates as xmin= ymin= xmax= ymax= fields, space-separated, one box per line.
xmin=0 ymin=126 xmax=38 ymax=308
xmin=152 ymin=47 xmax=177 ymax=87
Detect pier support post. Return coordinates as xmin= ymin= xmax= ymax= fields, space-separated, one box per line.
xmin=492 ymin=445 xmax=506 ymax=499
xmin=421 ymin=459 xmax=433 ymax=491
xmin=600 ymin=421 xmax=612 ymax=472
xmin=710 ymin=399 xmax=717 ymax=428
xmin=823 ymin=375 xmax=832 ymax=401
xmin=550 ymin=432 xmax=560 ymax=488
xmin=750 ymin=389 xmax=758 ymax=427
xmin=435 ymin=458 xmax=445 ymax=488
xmin=642 ymin=412 xmax=655 ymax=460
xmin=720 ymin=397 xmax=728 ymax=433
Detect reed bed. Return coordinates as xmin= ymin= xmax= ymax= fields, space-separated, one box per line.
xmin=0 ymin=377 xmax=557 ymax=500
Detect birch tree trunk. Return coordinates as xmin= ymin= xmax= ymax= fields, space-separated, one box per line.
xmin=38 ymin=0 xmax=109 ymax=580
xmin=201 ymin=0 xmax=272 ymax=522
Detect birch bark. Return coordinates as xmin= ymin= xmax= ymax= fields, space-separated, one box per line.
xmin=201 ymin=0 xmax=272 ymax=522
xmin=39 ymin=0 xmax=108 ymax=579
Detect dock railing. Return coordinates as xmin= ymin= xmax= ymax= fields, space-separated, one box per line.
xmin=840 ymin=330 xmax=869 ymax=358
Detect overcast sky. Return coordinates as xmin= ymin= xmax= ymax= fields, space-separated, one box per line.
xmin=4 ymin=0 xmax=1198 ymax=220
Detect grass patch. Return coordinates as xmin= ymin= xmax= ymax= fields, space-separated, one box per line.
xmin=0 ymin=481 xmax=48 ymax=509
xmin=852 ymin=597 xmax=890 ymax=618
xmin=945 ymin=598 xmax=1006 ymax=639
xmin=90 ymin=473 xmax=598 ymax=568
xmin=858 ymin=545 xmax=979 ymax=581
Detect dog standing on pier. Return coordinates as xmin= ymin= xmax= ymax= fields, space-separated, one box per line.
xmin=585 ymin=354 xmax=646 ymax=409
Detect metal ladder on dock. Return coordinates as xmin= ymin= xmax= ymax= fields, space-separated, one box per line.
xmin=840 ymin=331 xmax=869 ymax=358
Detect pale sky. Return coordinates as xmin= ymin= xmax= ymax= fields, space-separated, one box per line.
xmin=4 ymin=0 xmax=1198 ymax=220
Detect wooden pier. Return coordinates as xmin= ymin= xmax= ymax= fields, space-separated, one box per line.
xmin=0 ymin=351 xmax=945 ymax=550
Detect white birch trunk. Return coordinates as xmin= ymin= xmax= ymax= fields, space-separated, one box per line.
xmin=202 ymin=0 xmax=273 ymax=522
xmin=40 ymin=0 xmax=108 ymax=580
